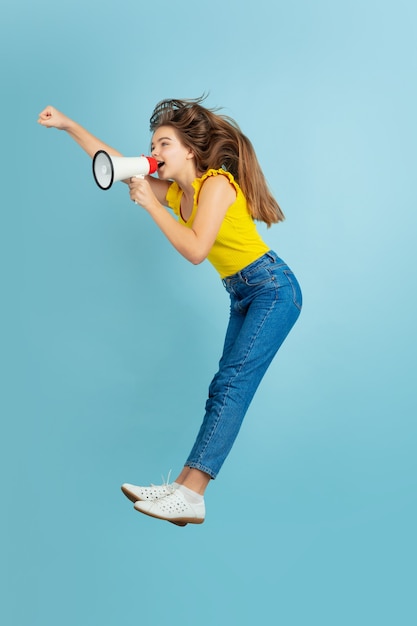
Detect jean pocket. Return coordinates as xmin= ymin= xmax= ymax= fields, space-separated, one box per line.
xmin=242 ymin=265 xmax=274 ymax=286
xmin=284 ymin=270 xmax=302 ymax=310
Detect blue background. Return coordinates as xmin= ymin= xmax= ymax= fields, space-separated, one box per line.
xmin=2 ymin=0 xmax=416 ymax=624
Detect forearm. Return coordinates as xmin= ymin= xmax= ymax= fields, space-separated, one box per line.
xmin=147 ymin=202 xmax=207 ymax=265
xmin=130 ymin=175 xmax=232 ymax=262
xmin=64 ymin=118 xmax=122 ymax=159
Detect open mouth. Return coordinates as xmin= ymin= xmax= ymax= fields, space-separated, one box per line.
xmin=157 ymin=161 xmax=165 ymax=169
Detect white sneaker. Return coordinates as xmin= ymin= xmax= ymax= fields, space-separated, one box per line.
xmin=121 ymin=481 xmax=178 ymax=503
xmin=134 ymin=490 xmax=205 ymax=525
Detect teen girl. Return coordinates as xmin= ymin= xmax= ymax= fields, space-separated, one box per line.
xmin=38 ymin=97 xmax=302 ymax=526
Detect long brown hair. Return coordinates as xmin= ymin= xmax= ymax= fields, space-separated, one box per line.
xmin=149 ymin=96 xmax=285 ymax=226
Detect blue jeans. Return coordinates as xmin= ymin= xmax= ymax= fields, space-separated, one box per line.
xmin=185 ymin=251 xmax=302 ymax=479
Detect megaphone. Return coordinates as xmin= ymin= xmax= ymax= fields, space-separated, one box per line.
xmin=93 ymin=150 xmax=158 ymax=190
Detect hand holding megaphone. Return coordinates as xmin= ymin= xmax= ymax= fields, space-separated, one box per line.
xmin=93 ymin=150 xmax=158 ymax=190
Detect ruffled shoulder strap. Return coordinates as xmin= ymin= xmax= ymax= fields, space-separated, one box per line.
xmin=193 ymin=168 xmax=241 ymax=200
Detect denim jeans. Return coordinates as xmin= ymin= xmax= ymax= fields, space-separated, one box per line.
xmin=185 ymin=251 xmax=302 ymax=479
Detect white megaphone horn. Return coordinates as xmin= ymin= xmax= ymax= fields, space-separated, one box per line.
xmin=92 ymin=150 xmax=158 ymax=190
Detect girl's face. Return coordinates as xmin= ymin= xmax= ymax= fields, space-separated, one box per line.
xmin=151 ymin=125 xmax=195 ymax=180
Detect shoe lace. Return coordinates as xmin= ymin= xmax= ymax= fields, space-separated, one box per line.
xmin=149 ymin=469 xmax=174 ymax=491
xmin=162 ymin=469 xmax=172 ymax=486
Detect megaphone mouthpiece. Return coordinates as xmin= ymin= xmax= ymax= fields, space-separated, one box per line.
xmin=93 ymin=151 xmax=158 ymax=190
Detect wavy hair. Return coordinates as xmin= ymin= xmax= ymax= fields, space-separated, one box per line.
xmin=149 ymin=96 xmax=284 ymax=226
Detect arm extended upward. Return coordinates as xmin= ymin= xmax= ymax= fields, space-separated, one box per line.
xmin=38 ymin=105 xmax=170 ymax=202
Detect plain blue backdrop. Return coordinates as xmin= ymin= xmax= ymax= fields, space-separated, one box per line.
xmin=2 ymin=1 xmax=416 ymax=624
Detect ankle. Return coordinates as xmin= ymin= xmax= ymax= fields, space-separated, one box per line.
xmin=175 ymin=469 xmax=211 ymax=495
xmin=177 ymin=484 xmax=204 ymax=504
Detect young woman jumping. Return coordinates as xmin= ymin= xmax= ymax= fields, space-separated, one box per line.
xmin=38 ymin=97 xmax=302 ymax=526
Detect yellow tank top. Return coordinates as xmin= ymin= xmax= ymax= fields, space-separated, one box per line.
xmin=166 ymin=168 xmax=270 ymax=279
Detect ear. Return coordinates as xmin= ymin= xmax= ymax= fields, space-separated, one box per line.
xmin=186 ymin=147 xmax=195 ymax=160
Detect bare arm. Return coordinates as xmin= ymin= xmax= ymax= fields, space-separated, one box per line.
xmin=38 ymin=105 xmax=122 ymax=158
xmin=128 ymin=174 xmax=236 ymax=264
xmin=37 ymin=105 xmax=170 ymax=202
